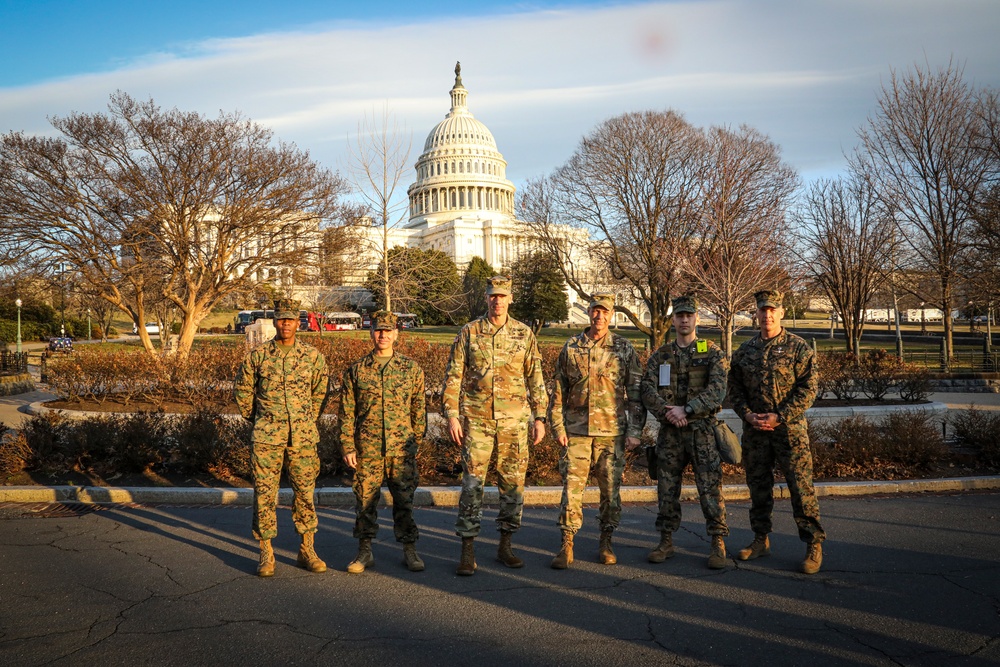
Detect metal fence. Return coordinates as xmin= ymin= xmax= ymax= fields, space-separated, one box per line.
xmin=0 ymin=351 xmax=28 ymax=374
xmin=902 ymin=350 xmax=1000 ymax=371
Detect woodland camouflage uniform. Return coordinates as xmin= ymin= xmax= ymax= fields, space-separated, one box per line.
xmin=729 ymin=314 xmax=825 ymax=545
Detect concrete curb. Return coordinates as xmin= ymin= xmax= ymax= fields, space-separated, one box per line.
xmin=1 ymin=476 xmax=997 ymax=507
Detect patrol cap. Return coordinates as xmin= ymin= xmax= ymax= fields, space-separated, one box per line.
xmin=485 ymin=275 xmax=512 ymax=296
xmin=274 ymin=298 xmax=301 ymax=320
xmin=589 ymin=293 xmax=615 ymax=311
xmin=672 ymin=295 xmax=698 ymax=314
xmin=754 ymin=290 xmax=783 ymax=309
xmin=371 ymin=310 xmax=397 ymax=331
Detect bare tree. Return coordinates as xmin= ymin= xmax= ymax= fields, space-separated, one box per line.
xmin=0 ymin=91 xmax=348 ymax=359
xmin=797 ymin=173 xmax=899 ymax=354
xmin=518 ymin=110 xmax=706 ymax=347
xmin=856 ymin=60 xmax=990 ymax=362
xmin=347 ymin=105 xmax=412 ymax=313
xmin=683 ymin=124 xmax=799 ymax=357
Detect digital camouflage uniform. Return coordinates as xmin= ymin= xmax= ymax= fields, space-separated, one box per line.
xmin=640 ymin=338 xmax=729 ymax=537
xmin=337 ymin=350 xmax=425 ymax=543
xmin=729 ymin=328 xmax=825 ymax=544
xmin=234 ymin=339 xmax=328 ymax=541
xmin=549 ymin=331 xmax=644 ymax=534
xmin=443 ymin=315 xmax=547 ymax=537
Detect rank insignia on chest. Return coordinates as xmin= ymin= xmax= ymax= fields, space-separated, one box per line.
xmin=696 ymin=340 xmax=708 ymax=353
xmin=774 ymin=347 xmax=785 ymax=355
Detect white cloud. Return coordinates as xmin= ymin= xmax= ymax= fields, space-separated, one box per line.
xmin=2 ymin=0 xmax=998 ymax=186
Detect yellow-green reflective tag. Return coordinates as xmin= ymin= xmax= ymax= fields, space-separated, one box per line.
xmin=696 ymin=340 xmax=708 ymax=353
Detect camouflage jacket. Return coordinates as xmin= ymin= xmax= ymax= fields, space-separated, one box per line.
xmin=442 ymin=315 xmax=547 ymax=421
xmin=640 ymin=339 xmax=728 ymax=424
xmin=729 ymin=328 xmax=817 ymax=426
xmin=233 ymin=339 xmax=328 ymax=423
xmin=337 ymin=351 xmax=426 ymax=458
xmin=548 ymin=331 xmax=645 ymax=439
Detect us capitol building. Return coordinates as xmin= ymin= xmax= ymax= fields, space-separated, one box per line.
xmin=338 ymin=63 xmax=642 ymax=327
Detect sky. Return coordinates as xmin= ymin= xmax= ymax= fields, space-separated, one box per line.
xmin=2 ymin=0 xmax=999 ymax=190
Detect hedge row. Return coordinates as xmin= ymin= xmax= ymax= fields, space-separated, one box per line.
xmin=817 ymin=350 xmax=932 ymax=402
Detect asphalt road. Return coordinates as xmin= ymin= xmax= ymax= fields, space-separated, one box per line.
xmin=1 ymin=493 xmax=998 ymax=666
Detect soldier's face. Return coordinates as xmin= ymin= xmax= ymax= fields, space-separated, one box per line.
xmin=757 ymin=306 xmax=784 ymax=336
xmin=274 ymin=317 xmax=298 ymax=343
xmin=371 ymin=327 xmax=398 ymax=353
xmin=487 ymin=293 xmax=511 ymax=319
xmin=589 ymin=306 xmax=611 ymax=336
xmin=673 ymin=311 xmax=698 ymax=336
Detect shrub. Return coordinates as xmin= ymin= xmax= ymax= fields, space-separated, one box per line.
xmin=897 ymin=366 xmax=932 ymax=402
xmin=858 ymin=349 xmax=904 ymax=401
xmin=951 ymin=407 xmax=1000 ymax=466
xmin=816 ymin=351 xmax=859 ymax=401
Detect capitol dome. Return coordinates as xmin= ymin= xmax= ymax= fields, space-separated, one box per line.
xmin=406 ymin=63 xmax=516 ymax=228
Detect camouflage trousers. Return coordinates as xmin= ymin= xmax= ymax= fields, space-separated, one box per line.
xmin=557 ymin=435 xmax=625 ymax=534
xmin=456 ymin=416 xmax=529 ymax=537
xmin=352 ymin=451 xmax=419 ymax=543
xmin=743 ymin=423 xmax=825 ymax=544
xmin=654 ymin=419 xmax=728 ymax=536
xmin=251 ymin=417 xmax=320 ymax=541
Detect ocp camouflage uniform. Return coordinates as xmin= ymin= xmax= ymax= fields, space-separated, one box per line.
xmin=729 ymin=328 xmax=825 ymax=544
xmin=443 ymin=316 xmax=547 ymax=537
xmin=337 ymin=351 xmax=425 ymax=543
xmin=234 ymin=339 xmax=328 ymax=541
xmin=549 ymin=331 xmax=644 ymax=534
xmin=640 ymin=339 xmax=729 ymax=537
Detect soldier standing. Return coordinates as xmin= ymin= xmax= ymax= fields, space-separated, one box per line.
xmin=337 ymin=311 xmax=426 ymax=573
xmin=444 ymin=275 xmax=548 ymax=576
xmin=640 ymin=295 xmax=730 ymax=569
xmin=548 ymin=293 xmax=644 ymax=569
xmin=729 ymin=290 xmax=825 ymax=574
xmin=234 ymin=299 xmax=329 ymax=577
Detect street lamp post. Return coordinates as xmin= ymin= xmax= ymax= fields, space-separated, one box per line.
xmin=87 ymin=308 xmax=92 ymax=341
xmin=15 ymin=298 xmax=22 ymax=354
xmin=969 ymin=301 xmax=975 ymax=333
xmin=59 ymin=262 xmax=66 ymax=337
xmin=920 ymin=302 xmax=927 ymax=335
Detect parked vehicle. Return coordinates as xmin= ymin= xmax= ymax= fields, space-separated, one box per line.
xmin=132 ymin=322 xmax=160 ymax=335
xmin=234 ymin=309 xmax=275 ymax=334
xmin=47 ymin=337 xmax=73 ymax=353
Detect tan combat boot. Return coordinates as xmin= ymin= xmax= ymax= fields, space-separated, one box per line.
xmin=456 ymin=537 xmax=477 ymax=576
xmin=598 ymin=528 xmax=617 ymax=565
xmin=802 ymin=542 xmax=823 ymax=575
xmin=257 ymin=539 xmax=275 ymax=577
xmin=297 ymin=532 xmax=327 ymax=573
xmin=737 ymin=534 xmax=770 ymax=561
xmin=403 ymin=543 xmax=425 ymax=572
xmin=707 ymin=535 xmax=727 ymax=570
xmin=347 ymin=538 xmax=374 ymax=574
xmin=551 ymin=531 xmax=574 ymax=570
xmin=497 ymin=531 xmax=524 ymax=568
xmin=647 ymin=532 xmax=674 ymax=563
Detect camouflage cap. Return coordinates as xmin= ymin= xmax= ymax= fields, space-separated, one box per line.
xmin=371 ymin=310 xmax=397 ymax=331
xmin=755 ymin=290 xmax=783 ymax=309
xmin=485 ymin=275 xmax=512 ymax=296
xmin=274 ymin=298 xmax=301 ymax=320
xmin=672 ymin=295 xmax=698 ymax=314
xmin=588 ymin=292 xmax=615 ymax=311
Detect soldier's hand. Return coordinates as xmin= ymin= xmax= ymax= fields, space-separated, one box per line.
xmin=666 ymin=405 xmax=688 ymax=428
xmin=343 ymin=452 xmax=358 ymax=469
xmin=533 ymin=419 xmax=546 ymax=445
xmin=448 ymin=417 xmax=464 ymax=445
xmin=625 ymin=436 xmax=641 ymax=450
xmin=757 ymin=413 xmax=779 ymax=431
xmin=557 ymin=434 xmax=569 ymax=447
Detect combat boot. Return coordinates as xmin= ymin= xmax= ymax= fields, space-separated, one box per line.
xmin=647 ymin=532 xmax=675 ymax=563
xmin=598 ymin=529 xmax=617 ymax=565
xmin=802 ymin=542 xmax=823 ymax=575
xmin=707 ymin=535 xmax=727 ymax=570
xmin=403 ymin=543 xmax=425 ymax=572
xmin=347 ymin=538 xmax=374 ymax=574
xmin=257 ymin=539 xmax=275 ymax=577
xmin=497 ymin=531 xmax=524 ymax=568
xmin=297 ymin=532 xmax=327 ymax=573
xmin=456 ymin=537 xmax=477 ymax=576
xmin=551 ymin=531 xmax=574 ymax=570
xmin=737 ymin=534 xmax=770 ymax=561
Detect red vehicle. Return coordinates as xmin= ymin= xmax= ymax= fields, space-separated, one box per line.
xmin=298 ymin=311 xmax=361 ymax=332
